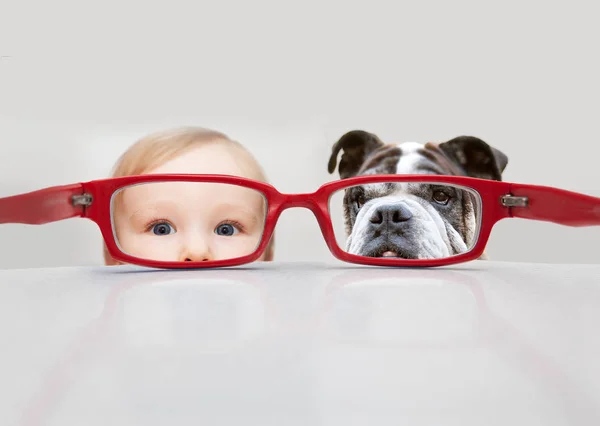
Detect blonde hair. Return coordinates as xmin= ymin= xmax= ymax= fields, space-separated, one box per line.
xmin=103 ymin=126 xmax=275 ymax=265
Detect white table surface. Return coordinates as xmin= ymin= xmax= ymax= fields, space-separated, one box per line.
xmin=0 ymin=259 xmax=599 ymax=426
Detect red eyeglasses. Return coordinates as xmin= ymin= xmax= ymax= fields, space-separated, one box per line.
xmin=0 ymin=173 xmax=598 ymax=268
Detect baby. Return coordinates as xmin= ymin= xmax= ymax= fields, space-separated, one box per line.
xmin=104 ymin=126 xmax=274 ymax=265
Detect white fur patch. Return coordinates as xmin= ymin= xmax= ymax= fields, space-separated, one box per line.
xmin=395 ymin=142 xmax=426 ymax=175
xmin=391 ymin=142 xmax=429 ymax=192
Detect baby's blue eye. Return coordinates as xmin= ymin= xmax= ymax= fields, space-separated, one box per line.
xmin=215 ymin=223 xmax=238 ymax=236
xmin=152 ymin=223 xmax=175 ymax=236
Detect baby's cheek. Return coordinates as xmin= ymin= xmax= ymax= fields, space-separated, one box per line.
xmin=212 ymin=235 xmax=252 ymax=259
xmin=112 ymin=219 xmax=126 ymax=243
xmin=145 ymin=236 xmax=181 ymax=260
xmin=117 ymin=233 xmax=169 ymax=260
xmin=115 ymin=230 xmax=136 ymax=252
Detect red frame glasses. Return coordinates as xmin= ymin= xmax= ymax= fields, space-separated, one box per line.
xmin=0 ymin=174 xmax=598 ymax=268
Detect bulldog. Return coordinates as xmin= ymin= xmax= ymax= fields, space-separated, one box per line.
xmin=327 ymin=130 xmax=509 ymax=259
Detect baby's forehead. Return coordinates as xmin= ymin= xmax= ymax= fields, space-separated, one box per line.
xmin=146 ymin=142 xmax=265 ymax=181
xmin=117 ymin=179 xmax=266 ymax=209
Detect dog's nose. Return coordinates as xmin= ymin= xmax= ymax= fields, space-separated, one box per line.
xmin=369 ymin=204 xmax=413 ymax=226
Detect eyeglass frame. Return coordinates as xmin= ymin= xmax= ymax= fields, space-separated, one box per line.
xmin=0 ymin=173 xmax=598 ymax=268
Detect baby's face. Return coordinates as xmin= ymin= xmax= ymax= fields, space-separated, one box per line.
xmin=112 ymin=144 xmax=268 ymax=262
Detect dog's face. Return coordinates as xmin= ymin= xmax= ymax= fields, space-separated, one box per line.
xmin=327 ymin=131 xmax=509 ymax=259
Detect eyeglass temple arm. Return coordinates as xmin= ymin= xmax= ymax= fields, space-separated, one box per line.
xmin=0 ymin=184 xmax=87 ymax=225
xmin=508 ymin=183 xmax=600 ymax=227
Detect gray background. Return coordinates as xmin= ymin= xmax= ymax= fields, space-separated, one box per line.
xmin=0 ymin=0 xmax=598 ymax=269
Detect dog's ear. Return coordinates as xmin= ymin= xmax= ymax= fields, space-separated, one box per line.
xmin=438 ymin=136 xmax=508 ymax=181
xmin=328 ymin=130 xmax=385 ymax=179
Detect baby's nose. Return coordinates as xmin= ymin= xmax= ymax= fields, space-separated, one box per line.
xmin=181 ymin=239 xmax=213 ymax=262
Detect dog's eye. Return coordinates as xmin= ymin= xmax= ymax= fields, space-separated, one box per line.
xmin=354 ymin=195 xmax=366 ymax=211
xmin=349 ymin=188 xmax=367 ymax=213
xmin=432 ymin=190 xmax=451 ymax=205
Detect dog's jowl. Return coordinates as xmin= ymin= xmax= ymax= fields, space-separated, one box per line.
xmin=327 ymin=130 xmax=509 ymax=260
